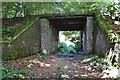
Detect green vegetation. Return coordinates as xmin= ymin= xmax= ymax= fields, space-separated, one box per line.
xmin=63 ymin=31 xmax=81 ymax=51
xmin=1 ymin=16 xmax=39 ymax=44
xmin=2 ymin=27 xmax=15 ymax=35
xmin=95 ymin=12 xmax=119 ymax=43
xmin=2 ymin=2 xmax=119 ymax=18
xmin=82 ymin=51 xmax=119 ymax=72
xmin=2 ymin=47 xmax=30 ymax=61
xmin=1 ymin=1 xmax=120 ymax=79
xmin=59 ymin=42 xmax=76 ymax=53
xmin=82 ymin=52 xmax=104 ymax=63
xmin=1 ymin=2 xmax=93 ymax=18
xmin=35 ymin=52 xmax=45 ymax=61
xmin=59 ymin=42 xmax=68 ymax=53
xmin=0 ymin=67 xmax=27 ymax=79
xmin=2 ymin=2 xmax=119 ymax=44
xmin=116 ymin=77 xmax=120 ymax=80
xmin=59 ymin=31 xmax=81 ymax=53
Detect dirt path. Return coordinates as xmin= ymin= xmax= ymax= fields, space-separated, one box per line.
xmin=2 ymin=54 xmax=101 ymax=78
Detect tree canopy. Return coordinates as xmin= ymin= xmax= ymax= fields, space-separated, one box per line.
xmin=2 ymin=1 xmax=119 ymax=18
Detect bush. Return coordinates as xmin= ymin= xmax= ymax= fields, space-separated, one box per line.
xmin=59 ymin=42 xmax=76 ymax=53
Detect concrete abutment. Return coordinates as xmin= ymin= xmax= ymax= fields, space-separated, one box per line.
xmin=2 ymin=14 xmax=119 ymax=61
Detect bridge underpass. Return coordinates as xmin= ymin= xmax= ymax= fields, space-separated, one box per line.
xmin=40 ymin=14 xmax=95 ymax=54
xmin=2 ymin=13 xmax=111 ymax=58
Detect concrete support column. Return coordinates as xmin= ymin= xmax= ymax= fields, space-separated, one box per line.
xmin=86 ymin=17 xmax=94 ymax=54
xmin=40 ymin=19 xmax=58 ymax=54
xmin=82 ymin=31 xmax=87 ymax=54
xmin=40 ymin=19 xmax=49 ymax=54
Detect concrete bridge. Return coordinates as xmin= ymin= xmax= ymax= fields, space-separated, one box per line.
xmin=40 ymin=14 xmax=110 ymax=54
xmin=2 ymin=13 xmax=119 ymax=60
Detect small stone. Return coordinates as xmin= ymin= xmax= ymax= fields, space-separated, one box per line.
xmin=92 ymin=69 xmax=95 ymax=71
xmin=61 ymin=74 xmax=66 ymax=78
xmin=91 ymin=72 xmax=97 ymax=75
xmin=40 ymin=62 xmax=45 ymax=67
xmin=75 ymin=71 xmax=78 ymax=73
xmin=29 ymin=60 xmax=33 ymax=63
xmin=45 ymin=64 xmax=50 ymax=68
xmin=87 ymin=67 xmax=92 ymax=71
xmin=61 ymin=74 xmax=69 ymax=78
xmin=75 ymin=74 xmax=79 ymax=77
xmin=84 ymin=66 xmax=88 ymax=69
xmin=68 ymin=70 xmax=71 ymax=73
xmin=90 ymin=63 xmax=94 ymax=66
xmin=19 ymin=74 xmax=23 ymax=77
xmin=72 ymin=63 xmax=77 ymax=67
xmin=37 ymin=61 xmax=41 ymax=64
xmin=32 ymin=60 xmax=37 ymax=64
xmin=27 ymin=64 xmax=33 ymax=68
xmin=30 ymin=59 xmax=41 ymax=64
xmin=64 ymin=66 xmax=68 ymax=69
xmin=53 ymin=73 xmax=56 ymax=75
xmin=51 ymin=59 xmax=56 ymax=62
xmin=21 ymin=76 xmax=25 ymax=78
xmin=81 ymin=74 xmax=88 ymax=77
xmin=96 ymin=63 xmax=100 ymax=66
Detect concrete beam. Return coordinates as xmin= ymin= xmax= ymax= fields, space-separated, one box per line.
xmin=54 ymin=24 xmax=85 ymax=31
xmin=40 ymin=14 xmax=93 ymax=19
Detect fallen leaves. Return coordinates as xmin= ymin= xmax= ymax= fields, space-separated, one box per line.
xmin=3 ymin=54 xmax=102 ymax=78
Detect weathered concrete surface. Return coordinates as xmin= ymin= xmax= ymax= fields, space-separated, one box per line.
xmin=86 ymin=17 xmax=94 ymax=54
xmin=82 ymin=17 xmax=94 ymax=54
xmin=2 ymin=14 xmax=118 ymax=58
xmin=82 ymin=31 xmax=87 ymax=54
xmin=2 ymin=19 xmax=41 ymax=54
xmin=40 ymin=19 xmax=58 ymax=54
xmin=93 ymin=19 xmax=111 ymax=54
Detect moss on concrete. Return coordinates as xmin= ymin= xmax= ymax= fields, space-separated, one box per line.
xmin=1 ymin=16 xmax=40 ymax=44
xmin=94 ymin=12 xmax=119 ymax=43
xmin=2 ymin=16 xmax=40 ymax=61
xmin=2 ymin=46 xmax=31 ymax=61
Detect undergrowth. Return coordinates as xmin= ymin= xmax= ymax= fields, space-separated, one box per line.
xmin=82 ymin=51 xmax=120 ymax=72
xmin=0 ymin=67 xmax=27 ymax=80
xmin=34 ymin=52 xmax=45 ymax=61
xmin=2 ymin=50 xmax=30 ymax=61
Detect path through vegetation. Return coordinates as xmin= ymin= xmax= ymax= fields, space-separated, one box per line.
xmin=2 ymin=54 xmax=102 ymax=79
